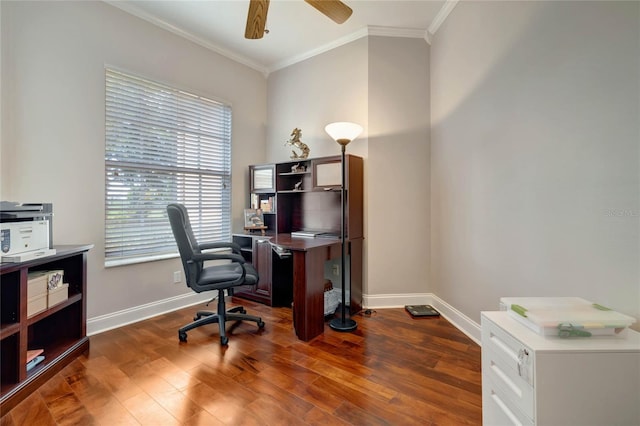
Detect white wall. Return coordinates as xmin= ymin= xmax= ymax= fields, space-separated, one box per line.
xmin=5 ymin=0 xmax=635 ymax=334
xmin=267 ymin=36 xmax=430 ymax=303
xmin=1 ymin=1 xmax=267 ymax=322
xmin=430 ymin=1 xmax=640 ymax=324
xmin=266 ymin=38 xmax=369 ymax=162
xmin=368 ymin=36 xmax=430 ymax=300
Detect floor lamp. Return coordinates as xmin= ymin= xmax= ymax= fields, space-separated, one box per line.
xmin=325 ymin=121 xmax=363 ymax=332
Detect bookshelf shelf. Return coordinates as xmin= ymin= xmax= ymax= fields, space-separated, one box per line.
xmin=0 ymin=245 xmax=92 ymax=415
xmin=26 ymin=293 xmax=82 ymax=326
xmin=0 ymin=323 xmax=20 ymax=341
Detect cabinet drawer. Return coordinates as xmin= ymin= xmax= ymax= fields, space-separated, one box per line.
xmin=482 ymin=317 xmax=534 ymax=386
xmin=483 ymin=347 xmax=534 ymax=420
xmin=483 ymin=375 xmax=534 ymax=426
xmin=482 ymin=316 xmax=535 ymax=420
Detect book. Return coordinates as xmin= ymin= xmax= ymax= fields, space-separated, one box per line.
xmin=260 ymin=199 xmax=271 ymax=212
xmin=291 ymin=231 xmax=319 ymax=238
xmin=316 ymin=233 xmax=340 ymax=239
xmin=291 ymin=230 xmax=339 ymax=238
xmin=291 ymin=230 xmax=332 ymax=238
xmin=26 ymin=349 xmax=44 ymax=362
xmin=26 ymin=349 xmax=45 ymax=371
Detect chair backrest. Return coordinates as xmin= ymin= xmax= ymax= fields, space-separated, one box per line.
xmin=166 ymin=203 xmax=202 ymax=287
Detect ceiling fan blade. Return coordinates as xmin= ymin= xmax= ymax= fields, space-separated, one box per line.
xmin=245 ymin=0 xmax=270 ymax=39
xmin=304 ymin=0 xmax=352 ymax=24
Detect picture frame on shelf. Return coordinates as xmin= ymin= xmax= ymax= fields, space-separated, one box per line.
xmin=244 ymin=209 xmax=264 ymax=228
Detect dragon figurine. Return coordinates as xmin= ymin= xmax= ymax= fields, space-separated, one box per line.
xmin=284 ymin=128 xmax=310 ymax=160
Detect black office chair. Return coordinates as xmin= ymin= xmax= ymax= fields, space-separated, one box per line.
xmin=166 ymin=203 xmax=265 ymax=345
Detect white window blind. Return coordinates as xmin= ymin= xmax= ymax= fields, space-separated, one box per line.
xmin=105 ymin=68 xmax=232 ymax=266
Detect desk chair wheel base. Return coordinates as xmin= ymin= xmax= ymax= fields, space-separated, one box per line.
xmin=177 ymin=291 xmax=266 ymax=346
xmin=178 ymin=316 xmax=264 ymax=345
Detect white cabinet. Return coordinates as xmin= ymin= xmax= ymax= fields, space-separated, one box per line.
xmin=481 ymin=311 xmax=640 ymax=426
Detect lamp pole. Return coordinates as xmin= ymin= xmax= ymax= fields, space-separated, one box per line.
xmin=325 ymin=122 xmax=363 ymax=332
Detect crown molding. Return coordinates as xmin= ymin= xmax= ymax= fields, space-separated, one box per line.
xmin=268 ymin=27 xmax=370 ymax=73
xmin=104 ymin=1 xmax=269 ymax=76
xmin=268 ymin=25 xmax=430 ymax=73
xmin=367 ymin=25 xmax=428 ymax=39
xmin=105 ymin=0 xmax=459 ymax=78
xmin=427 ymin=0 xmax=459 ymax=39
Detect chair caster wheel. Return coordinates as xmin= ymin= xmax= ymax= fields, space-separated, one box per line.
xmin=258 ymin=321 xmax=265 ymax=329
xmin=220 ymin=336 xmax=229 ymax=345
xmin=179 ymin=331 xmax=187 ymax=342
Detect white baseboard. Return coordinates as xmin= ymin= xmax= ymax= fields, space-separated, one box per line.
xmin=364 ymin=292 xmax=481 ymax=345
xmin=87 ymin=292 xmax=212 ymax=336
xmin=89 ymin=291 xmax=481 ymax=345
xmin=428 ymin=295 xmax=481 ymax=345
xmin=363 ymin=292 xmax=434 ymax=308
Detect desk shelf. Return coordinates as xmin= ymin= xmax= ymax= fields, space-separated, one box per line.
xmin=278 ymin=171 xmax=310 ymax=176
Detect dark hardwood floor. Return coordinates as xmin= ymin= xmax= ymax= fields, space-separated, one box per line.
xmin=1 ymin=299 xmax=482 ymax=425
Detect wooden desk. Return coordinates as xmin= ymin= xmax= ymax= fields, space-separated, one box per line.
xmin=270 ymin=234 xmax=362 ymax=341
xmin=243 ymin=155 xmax=364 ymax=340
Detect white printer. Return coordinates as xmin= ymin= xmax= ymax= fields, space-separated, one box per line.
xmin=0 ymin=202 xmax=55 ymax=262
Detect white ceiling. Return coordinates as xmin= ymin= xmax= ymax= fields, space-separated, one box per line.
xmin=108 ymin=0 xmax=454 ymax=75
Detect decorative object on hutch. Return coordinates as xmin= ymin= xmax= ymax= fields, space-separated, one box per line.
xmin=284 ymin=128 xmax=310 ymax=160
xmin=324 ymin=121 xmax=363 ymax=333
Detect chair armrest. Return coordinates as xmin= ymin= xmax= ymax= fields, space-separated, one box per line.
xmin=191 ymin=252 xmax=246 ymax=264
xmin=197 ymin=241 xmax=242 ymax=254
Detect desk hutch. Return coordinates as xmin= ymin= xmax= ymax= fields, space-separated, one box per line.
xmin=233 ymin=155 xmax=363 ymax=340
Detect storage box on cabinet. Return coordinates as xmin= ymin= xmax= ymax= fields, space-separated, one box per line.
xmin=27 ymin=272 xmax=48 ymax=298
xmin=27 ymin=272 xmax=48 ymax=317
xmin=48 ymin=283 xmax=69 ymax=307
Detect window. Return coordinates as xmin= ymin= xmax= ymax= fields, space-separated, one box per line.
xmin=105 ymin=68 xmax=232 ymax=266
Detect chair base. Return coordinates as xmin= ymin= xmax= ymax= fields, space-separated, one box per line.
xmin=178 ymin=291 xmax=264 ymax=345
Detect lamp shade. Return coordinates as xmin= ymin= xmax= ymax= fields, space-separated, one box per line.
xmin=325 ymin=122 xmax=363 ymax=144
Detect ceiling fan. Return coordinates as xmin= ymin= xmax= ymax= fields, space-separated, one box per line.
xmin=245 ymin=0 xmax=353 ymax=39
